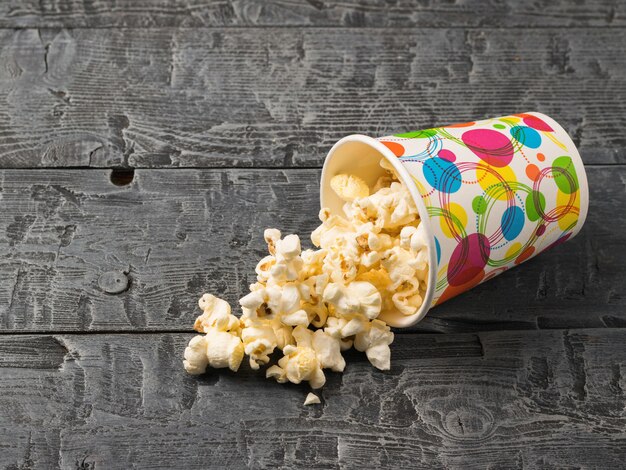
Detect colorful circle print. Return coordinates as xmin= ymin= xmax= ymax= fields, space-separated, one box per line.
xmin=378 ymin=112 xmax=588 ymax=307
xmin=461 ymin=129 xmax=515 ymax=167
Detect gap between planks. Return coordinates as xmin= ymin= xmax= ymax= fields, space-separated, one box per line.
xmin=0 ymin=329 xmax=450 ymax=336
xmin=0 ymin=326 xmax=619 ymax=336
xmin=0 ymin=163 xmax=623 ymax=171
xmin=2 ymin=25 xmax=626 ymax=30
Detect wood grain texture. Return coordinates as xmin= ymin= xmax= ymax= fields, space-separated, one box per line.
xmin=0 ymin=0 xmax=624 ymax=28
xmin=0 ymin=3 xmax=623 ymax=468
xmin=0 ymin=166 xmax=623 ymax=333
xmin=0 ymin=329 xmax=624 ymax=469
xmin=0 ymin=28 xmax=624 ymax=168
xmin=0 ymin=335 xmax=67 ymax=368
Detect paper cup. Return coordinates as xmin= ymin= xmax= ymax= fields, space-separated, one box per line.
xmin=320 ymin=112 xmax=589 ymax=328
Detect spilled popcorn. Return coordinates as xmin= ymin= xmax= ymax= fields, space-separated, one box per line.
xmin=183 ymin=159 xmax=429 ymax=397
xmin=304 ymin=393 xmax=321 ymax=406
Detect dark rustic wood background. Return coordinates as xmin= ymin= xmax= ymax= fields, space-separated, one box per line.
xmin=1 ymin=1 xmax=625 ymax=469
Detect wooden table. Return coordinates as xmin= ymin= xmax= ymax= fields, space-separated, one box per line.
xmin=1 ymin=2 xmax=625 ymax=468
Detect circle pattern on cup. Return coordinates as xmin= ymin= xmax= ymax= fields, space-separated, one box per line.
xmin=378 ymin=113 xmax=584 ymax=306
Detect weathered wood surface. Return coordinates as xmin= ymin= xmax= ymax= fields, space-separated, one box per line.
xmin=1 ymin=0 xmax=625 ymax=28
xmin=1 ymin=28 xmax=625 ymax=168
xmin=0 ymin=329 xmax=624 ymax=469
xmin=1 ymin=2 xmax=625 ymax=468
xmin=1 ymin=166 xmax=623 ymax=333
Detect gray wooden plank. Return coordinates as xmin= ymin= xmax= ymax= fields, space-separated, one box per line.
xmin=0 ymin=28 xmax=624 ymax=168
xmin=0 ymin=0 xmax=624 ymax=28
xmin=0 ymin=335 xmax=67 ymax=368
xmin=0 ymin=329 xmax=624 ymax=469
xmin=0 ymin=166 xmax=623 ymax=333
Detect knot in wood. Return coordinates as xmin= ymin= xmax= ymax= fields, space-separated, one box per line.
xmin=98 ymin=270 xmax=130 ymax=294
xmin=442 ymin=405 xmax=494 ymax=440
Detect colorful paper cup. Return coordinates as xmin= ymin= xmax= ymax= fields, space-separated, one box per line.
xmin=320 ymin=112 xmax=589 ymax=328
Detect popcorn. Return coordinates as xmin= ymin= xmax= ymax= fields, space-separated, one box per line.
xmin=391 ymin=278 xmax=423 ymax=316
xmin=400 ymin=223 xmax=429 ymax=271
xmin=183 ymin=157 xmax=430 ymax=404
xmin=264 ymin=228 xmax=281 ymax=255
xmin=303 ymin=300 xmax=329 ymax=328
xmin=381 ymin=246 xmax=418 ymax=290
xmin=304 ymin=393 xmax=321 ymax=405
xmin=378 ymin=156 xmax=397 ymax=175
xmin=262 ymin=325 xmax=347 ymax=388
xmin=198 ymin=293 xmax=228 ymax=313
xmin=311 ymin=210 xmax=355 ymax=250
xmin=183 ymin=336 xmax=209 ymax=375
xmin=269 ymin=317 xmax=295 ymax=350
xmin=194 ymin=294 xmax=241 ymax=335
xmin=354 ymin=319 xmax=394 ymax=370
xmin=312 ymin=329 xmax=346 ymax=372
xmin=324 ymin=317 xmax=355 ymax=350
xmin=323 ymin=281 xmax=382 ymax=322
xmin=241 ymin=323 xmax=277 ymax=370
xmin=322 ymin=247 xmax=359 ymax=283
xmin=279 ymin=309 xmax=308 ymax=326
xmin=239 ymin=289 xmax=272 ymax=320
xmin=263 ymin=229 xmax=303 ymax=284
xmin=300 ymin=249 xmax=326 ymax=279
xmin=266 ymin=344 xmax=326 ymax=389
xmin=267 ymin=284 xmax=307 ymax=324
xmin=240 ymin=283 xmax=309 ymax=326
xmin=183 ymin=329 xmax=244 ymax=375
xmin=205 ymin=329 xmax=245 ymax=372
xmin=353 ymin=182 xmax=419 ymax=230
xmin=373 ymin=174 xmax=393 ymax=193
xmin=255 ymin=255 xmax=275 ymax=283
xmin=330 ymin=174 xmax=370 ymax=202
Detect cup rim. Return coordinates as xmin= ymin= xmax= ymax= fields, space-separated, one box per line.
xmin=320 ymin=134 xmax=438 ymax=328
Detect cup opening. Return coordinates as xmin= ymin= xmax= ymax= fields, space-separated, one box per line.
xmin=320 ymin=135 xmax=437 ymax=328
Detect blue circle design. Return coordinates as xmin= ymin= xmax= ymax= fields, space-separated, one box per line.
xmin=422 ymin=157 xmax=462 ymax=193
xmin=501 ymin=206 xmax=525 ymax=241
xmin=435 ymin=237 xmax=441 ymax=264
xmin=510 ymin=125 xmax=541 ymax=149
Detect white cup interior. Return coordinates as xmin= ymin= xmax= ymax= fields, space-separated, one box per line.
xmin=320 ymin=135 xmax=437 ymax=328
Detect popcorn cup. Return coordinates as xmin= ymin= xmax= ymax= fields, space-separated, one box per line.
xmin=321 ymin=112 xmax=589 ymax=328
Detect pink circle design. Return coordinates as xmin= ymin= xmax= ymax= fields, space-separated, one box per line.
xmin=438 ymin=149 xmax=456 ymax=162
xmin=522 ymin=115 xmax=554 ymax=132
xmin=447 ymin=233 xmax=491 ymax=287
xmin=461 ymin=129 xmax=515 ymax=167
